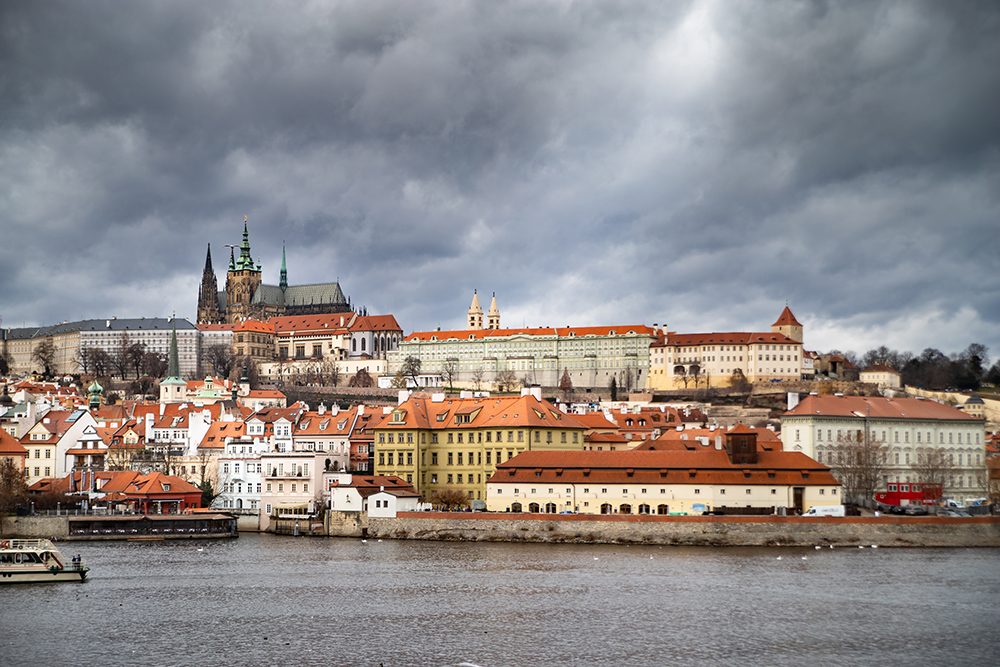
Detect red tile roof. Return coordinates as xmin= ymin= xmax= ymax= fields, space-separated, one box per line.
xmin=405 ymin=325 xmax=656 ymax=342
xmin=490 ymin=449 xmax=837 ymax=486
xmin=772 ymin=306 xmax=802 ymax=327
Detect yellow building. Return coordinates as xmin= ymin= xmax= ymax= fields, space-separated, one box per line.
xmin=372 ymin=390 xmax=587 ymax=503
xmin=647 ymin=307 xmax=805 ymax=390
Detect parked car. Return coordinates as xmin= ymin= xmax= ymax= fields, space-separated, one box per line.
xmin=888 ymin=505 xmax=907 ymax=515
xmin=904 ymin=505 xmax=928 ymax=516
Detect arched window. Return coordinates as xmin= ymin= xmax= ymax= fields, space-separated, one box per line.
xmin=619 ymin=504 xmax=632 ymax=514
xmin=528 ymin=503 xmax=540 ymax=513
xmin=352 ymin=339 xmax=357 ymax=352
xmin=638 ymin=504 xmax=650 ymax=515
xmin=510 ymin=503 xmax=522 ymax=513
xmin=545 ymin=503 xmax=557 ymax=513
xmin=361 ymin=338 xmax=366 ymax=351
xmin=600 ymin=503 xmax=612 ymax=514
xmin=657 ymin=504 xmax=669 ymax=515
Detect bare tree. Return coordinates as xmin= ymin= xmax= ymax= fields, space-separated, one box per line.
xmin=0 ymin=346 xmax=12 ymax=375
xmin=674 ymin=365 xmax=689 ymax=389
xmin=430 ymin=487 xmax=469 ymax=510
xmin=911 ymin=447 xmax=956 ymax=491
xmin=141 ymin=351 xmax=168 ymax=378
xmin=402 ymin=356 xmax=422 ymax=387
xmin=320 ymin=358 xmax=342 ymax=387
xmin=90 ymin=348 xmax=113 ymax=377
xmin=471 ymin=365 xmax=484 ymax=392
xmin=0 ymin=457 xmax=28 ymax=514
xmin=390 ymin=370 xmax=407 ymax=389
xmin=688 ymin=364 xmax=701 ymax=389
xmin=110 ymin=332 xmax=132 ymax=379
xmin=202 ymin=343 xmax=235 ymax=379
xmin=126 ymin=341 xmax=147 ymax=379
xmin=494 ymin=368 xmax=518 ymax=393
xmin=32 ymin=337 xmax=57 ymax=376
xmin=828 ymin=430 xmax=889 ymax=501
xmin=441 ymin=358 xmax=459 ymax=390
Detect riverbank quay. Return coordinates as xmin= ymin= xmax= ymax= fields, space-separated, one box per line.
xmin=331 ymin=511 xmax=1000 ymax=547
xmin=1 ymin=513 xmax=238 ymax=541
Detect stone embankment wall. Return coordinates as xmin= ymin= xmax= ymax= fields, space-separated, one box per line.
xmin=1 ymin=515 xmax=68 ymax=538
xmin=363 ymin=512 xmax=1000 ymax=548
xmin=9 ymin=513 xmax=1000 ymax=547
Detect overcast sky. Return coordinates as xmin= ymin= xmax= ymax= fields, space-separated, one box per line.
xmin=2 ymin=1 xmax=998 ymax=361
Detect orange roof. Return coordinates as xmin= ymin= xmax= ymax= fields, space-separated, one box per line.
xmin=665 ymin=332 xmax=800 ymax=347
xmin=234 ymin=319 xmax=274 ymax=334
xmin=245 ymin=390 xmax=286 ymax=399
xmin=376 ymin=395 xmax=587 ymax=431
xmin=329 ymin=474 xmax=419 ymax=499
xmin=785 ymin=395 xmax=980 ymax=421
xmin=570 ymin=413 xmax=620 ymax=431
xmin=349 ymin=314 xmax=402 ymax=332
xmin=199 ymin=420 xmax=247 ymax=448
xmin=271 ymin=313 xmax=353 ymax=334
xmin=772 ymin=306 xmax=802 ymax=327
xmin=405 ymin=325 xmax=656 ymax=343
xmin=0 ymin=429 xmax=27 ymax=455
xmin=489 ymin=449 xmax=837 ymax=487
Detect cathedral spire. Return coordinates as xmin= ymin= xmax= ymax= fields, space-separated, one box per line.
xmin=280 ymin=242 xmax=288 ymax=292
xmin=204 ymin=244 xmax=214 ymax=273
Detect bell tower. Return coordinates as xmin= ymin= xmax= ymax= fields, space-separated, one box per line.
xmin=467 ymin=290 xmax=484 ymax=330
xmin=226 ymin=218 xmax=263 ymax=323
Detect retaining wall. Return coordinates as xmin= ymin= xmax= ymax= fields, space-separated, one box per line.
xmin=364 ymin=512 xmax=1000 ymax=548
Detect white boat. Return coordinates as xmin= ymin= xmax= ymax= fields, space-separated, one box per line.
xmin=0 ymin=539 xmax=89 ymax=584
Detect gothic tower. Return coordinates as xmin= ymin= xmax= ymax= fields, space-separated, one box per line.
xmin=226 ymin=218 xmax=262 ymax=323
xmin=467 ymin=290 xmax=484 ymax=330
xmin=197 ymin=244 xmax=223 ymax=324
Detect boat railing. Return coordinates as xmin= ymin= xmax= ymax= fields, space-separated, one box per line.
xmin=3 ymin=538 xmax=57 ymax=551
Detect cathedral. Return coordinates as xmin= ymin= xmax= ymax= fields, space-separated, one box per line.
xmin=197 ymin=221 xmax=352 ymax=324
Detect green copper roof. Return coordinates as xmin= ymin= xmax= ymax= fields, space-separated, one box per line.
xmin=162 ymin=319 xmax=185 ymax=385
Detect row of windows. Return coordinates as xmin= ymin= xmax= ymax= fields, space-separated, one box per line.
xmin=31 ymin=449 xmax=52 ymax=458
xmin=495 ymin=486 xmax=835 ymax=497
xmin=379 ymin=449 xmax=519 ymax=467
xmin=263 ymin=482 xmax=309 ymax=493
xmin=377 ymin=430 xmax=581 ymax=445
xmin=813 ymin=428 xmax=980 ymax=445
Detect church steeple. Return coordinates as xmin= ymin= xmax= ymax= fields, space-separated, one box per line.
xmin=280 ymin=243 xmax=288 ymax=292
xmin=197 ymin=243 xmax=222 ymax=324
xmin=236 ymin=217 xmax=257 ymax=272
xmin=467 ymin=290 xmax=484 ymax=330
xmin=487 ymin=292 xmax=500 ymax=330
xmin=159 ymin=318 xmax=187 ymax=404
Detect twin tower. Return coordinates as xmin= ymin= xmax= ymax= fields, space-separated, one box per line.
xmin=467 ymin=290 xmax=500 ymax=330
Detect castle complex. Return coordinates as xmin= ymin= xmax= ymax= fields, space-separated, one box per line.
xmin=197 ymin=221 xmax=352 ymax=324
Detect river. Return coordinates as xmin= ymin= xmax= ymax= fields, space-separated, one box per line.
xmin=2 ymin=534 xmax=998 ymax=667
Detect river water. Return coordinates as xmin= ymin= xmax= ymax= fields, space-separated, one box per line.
xmin=2 ymin=534 xmax=998 ymax=667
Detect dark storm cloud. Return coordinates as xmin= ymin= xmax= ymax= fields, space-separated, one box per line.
xmin=1 ymin=0 xmax=998 ymax=359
